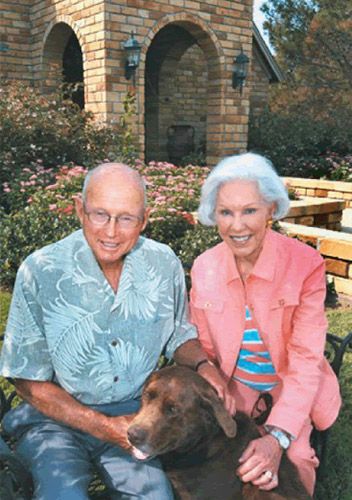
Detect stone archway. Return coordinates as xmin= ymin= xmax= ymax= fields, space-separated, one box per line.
xmin=143 ymin=16 xmax=223 ymax=165
xmin=63 ymin=32 xmax=84 ymax=109
xmin=42 ymin=22 xmax=84 ymax=108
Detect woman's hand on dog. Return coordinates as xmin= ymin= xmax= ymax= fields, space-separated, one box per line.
xmin=197 ymin=363 xmax=236 ymax=416
xmin=236 ymin=434 xmax=282 ymax=490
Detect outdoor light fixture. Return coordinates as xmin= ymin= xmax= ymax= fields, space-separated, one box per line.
xmin=123 ymin=32 xmax=142 ymax=81
xmin=232 ymin=48 xmax=250 ymax=94
xmin=0 ymin=42 xmax=10 ymax=52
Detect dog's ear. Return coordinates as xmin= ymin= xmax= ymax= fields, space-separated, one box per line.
xmin=200 ymin=387 xmax=237 ymax=438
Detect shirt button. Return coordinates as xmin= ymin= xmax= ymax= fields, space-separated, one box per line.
xmin=111 ymin=339 xmax=117 ymax=346
xmin=113 ymin=376 xmax=119 ymax=382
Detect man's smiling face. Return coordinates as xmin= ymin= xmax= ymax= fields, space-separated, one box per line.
xmin=75 ymin=166 xmax=148 ymax=275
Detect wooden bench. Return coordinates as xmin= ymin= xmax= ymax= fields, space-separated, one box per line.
xmin=0 ymin=332 xmax=351 ymax=499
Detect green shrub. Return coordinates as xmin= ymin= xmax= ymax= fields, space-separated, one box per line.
xmin=144 ymin=210 xmax=196 ymax=255
xmin=2 ymin=163 xmax=56 ymax=213
xmin=178 ymin=224 xmax=221 ymax=289
xmin=137 ymin=161 xmax=210 ymax=256
xmin=323 ymin=153 xmax=352 ymax=182
xmin=0 ymin=161 xmax=210 ymax=289
xmin=248 ymin=108 xmax=352 ymax=180
xmin=0 ymin=205 xmax=80 ymax=289
xmin=0 ymin=82 xmax=138 ymax=210
xmin=248 ymin=109 xmax=329 ymax=177
xmin=0 ymin=165 xmax=85 ymax=288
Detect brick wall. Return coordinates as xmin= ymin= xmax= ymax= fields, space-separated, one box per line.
xmin=284 ymin=178 xmax=352 ymax=209
xmin=32 ymin=0 xmax=109 ymax=118
xmin=0 ymin=1 xmax=32 ymax=81
xmin=283 ymin=198 xmax=346 ymax=231
xmin=152 ymin=28 xmax=207 ymax=161
xmin=281 ymin=222 xmax=352 ymax=297
xmin=1 ymin=0 xmax=255 ymax=164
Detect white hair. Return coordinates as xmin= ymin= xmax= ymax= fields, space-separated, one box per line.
xmin=198 ymin=152 xmax=290 ymax=225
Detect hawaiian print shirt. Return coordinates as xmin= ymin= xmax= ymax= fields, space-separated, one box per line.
xmin=0 ymin=230 xmax=197 ymax=404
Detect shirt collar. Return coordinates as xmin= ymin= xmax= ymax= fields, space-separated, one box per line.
xmin=224 ymin=229 xmax=278 ymax=283
xmin=78 ymin=231 xmax=145 ymax=289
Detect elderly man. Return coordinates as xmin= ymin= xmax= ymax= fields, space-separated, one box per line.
xmin=0 ymin=163 xmax=230 ymax=500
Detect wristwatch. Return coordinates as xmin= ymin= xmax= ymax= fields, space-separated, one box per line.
xmin=269 ymin=428 xmax=291 ymax=450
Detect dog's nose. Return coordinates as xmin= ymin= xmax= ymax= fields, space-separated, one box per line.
xmin=128 ymin=425 xmax=148 ymax=446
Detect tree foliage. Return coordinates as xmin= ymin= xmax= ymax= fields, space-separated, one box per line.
xmin=0 ymin=82 xmax=139 ymax=208
xmin=250 ymin=0 xmax=352 ymax=178
xmin=262 ymin=0 xmax=318 ymax=77
xmin=261 ymin=0 xmax=352 ymax=114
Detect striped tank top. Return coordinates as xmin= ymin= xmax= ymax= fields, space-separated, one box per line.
xmin=232 ymin=306 xmax=279 ymax=392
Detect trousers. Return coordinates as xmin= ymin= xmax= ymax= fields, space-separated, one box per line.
xmin=3 ymin=399 xmax=174 ymax=500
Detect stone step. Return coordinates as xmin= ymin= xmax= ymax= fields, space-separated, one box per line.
xmin=280 ymin=222 xmax=352 ymax=296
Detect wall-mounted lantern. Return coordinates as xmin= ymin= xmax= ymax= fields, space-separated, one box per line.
xmin=123 ymin=32 xmax=142 ymax=81
xmin=0 ymin=42 xmax=10 ymax=52
xmin=232 ymin=48 xmax=250 ymax=94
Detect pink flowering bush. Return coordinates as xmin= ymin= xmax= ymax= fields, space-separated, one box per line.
xmin=0 ymin=82 xmax=138 ymax=210
xmin=136 ymin=161 xmax=209 ymax=252
xmin=0 ymin=165 xmax=88 ymax=288
xmin=0 ymin=161 xmax=210 ymax=289
xmin=323 ymin=153 xmax=352 ymax=182
xmin=1 ymin=162 xmax=56 ymax=212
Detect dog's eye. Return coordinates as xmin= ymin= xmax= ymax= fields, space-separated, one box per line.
xmin=144 ymin=390 xmax=157 ymax=401
xmin=165 ymin=403 xmax=178 ymax=416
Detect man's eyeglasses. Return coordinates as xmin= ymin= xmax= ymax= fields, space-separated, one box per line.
xmin=84 ymin=208 xmax=143 ymax=229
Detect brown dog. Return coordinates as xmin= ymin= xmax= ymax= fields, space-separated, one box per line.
xmin=128 ymin=366 xmax=311 ymax=500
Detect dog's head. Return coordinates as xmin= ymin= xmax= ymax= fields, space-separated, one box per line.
xmin=128 ymin=365 xmax=237 ymax=460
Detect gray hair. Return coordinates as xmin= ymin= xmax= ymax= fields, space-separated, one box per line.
xmin=82 ymin=163 xmax=147 ymax=207
xmin=198 ymin=152 xmax=290 ymax=225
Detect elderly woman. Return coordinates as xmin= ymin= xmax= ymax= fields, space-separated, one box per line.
xmin=189 ymin=152 xmax=341 ymax=496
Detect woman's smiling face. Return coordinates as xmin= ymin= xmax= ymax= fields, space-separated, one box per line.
xmin=215 ymin=179 xmax=274 ymax=266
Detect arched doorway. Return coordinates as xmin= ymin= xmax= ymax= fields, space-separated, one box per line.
xmin=42 ymin=23 xmax=84 ymax=108
xmin=63 ymin=32 xmax=84 ymax=109
xmin=145 ymin=22 xmax=220 ymax=164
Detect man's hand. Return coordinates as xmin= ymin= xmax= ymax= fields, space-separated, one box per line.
xmin=236 ymin=434 xmax=283 ymax=490
xmin=14 ymin=379 xmax=138 ymax=451
xmin=108 ymin=414 xmax=135 ymax=451
xmin=197 ymin=362 xmax=236 ymax=416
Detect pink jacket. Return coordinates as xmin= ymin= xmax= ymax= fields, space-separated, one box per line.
xmin=190 ymin=229 xmax=341 ymax=438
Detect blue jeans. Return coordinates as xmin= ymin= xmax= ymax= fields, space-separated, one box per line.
xmin=3 ymin=400 xmax=174 ymax=500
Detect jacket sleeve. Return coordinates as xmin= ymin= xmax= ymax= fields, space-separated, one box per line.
xmin=265 ymin=252 xmax=330 ymax=438
xmin=189 ymin=262 xmax=217 ymax=360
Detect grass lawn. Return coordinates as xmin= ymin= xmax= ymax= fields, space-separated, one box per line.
xmin=317 ymin=306 xmax=352 ymax=500
xmin=0 ymin=290 xmax=351 ymax=499
xmin=0 ymin=290 xmax=11 ymax=334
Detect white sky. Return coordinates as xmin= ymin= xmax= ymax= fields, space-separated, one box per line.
xmin=253 ymin=0 xmax=270 ymax=45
